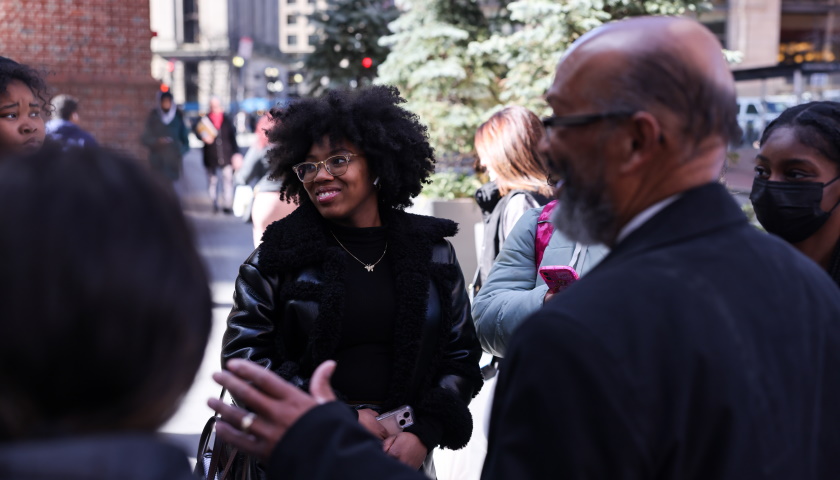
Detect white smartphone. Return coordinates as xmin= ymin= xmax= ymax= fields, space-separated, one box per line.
xmin=375 ymin=405 xmax=415 ymax=436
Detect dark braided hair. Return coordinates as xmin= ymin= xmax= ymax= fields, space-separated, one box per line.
xmin=761 ymin=101 xmax=840 ymax=285
xmin=0 ymin=57 xmax=51 ymax=112
xmin=759 ymin=101 xmax=840 ymax=169
xmin=267 ymin=86 xmax=435 ymax=210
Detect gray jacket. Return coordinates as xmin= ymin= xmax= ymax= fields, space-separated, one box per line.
xmin=472 ymin=207 xmax=608 ymax=357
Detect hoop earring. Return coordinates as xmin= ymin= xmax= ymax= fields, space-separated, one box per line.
xmin=373 ymin=176 xmax=381 ymax=190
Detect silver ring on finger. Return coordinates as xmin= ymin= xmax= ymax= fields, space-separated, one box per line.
xmin=240 ymin=412 xmax=257 ymax=433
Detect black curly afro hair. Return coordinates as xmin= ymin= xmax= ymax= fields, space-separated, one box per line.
xmin=0 ymin=57 xmax=51 ymax=112
xmin=267 ymin=85 xmax=435 ymax=210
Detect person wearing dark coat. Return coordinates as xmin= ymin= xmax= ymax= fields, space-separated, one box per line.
xmin=219 ymin=86 xmax=483 ymax=477
xmin=141 ymin=91 xmax=190 ymax=182
xmin=45 ymin=94 xmax=98 ymax=148
xmin=195 ymin=97 xmax=240 ymax=213
xmin=207 ymin=17 xmax=840 ymax=480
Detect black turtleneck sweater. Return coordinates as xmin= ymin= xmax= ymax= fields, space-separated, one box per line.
xmin=328 ymin=223 xmax=397 ymax=404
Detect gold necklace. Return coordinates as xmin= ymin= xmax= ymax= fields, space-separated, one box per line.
xmin=329 ymin=230 xmax=388 ymax=273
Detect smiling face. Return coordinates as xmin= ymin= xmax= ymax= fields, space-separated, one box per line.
xmin=537 ymin=53 xmax=623 ymax=246
xmin=755 ymin=126 xmax=840 ymax=211
xmin=0 ymin=80 xmax=45 ymax=155
xmin=301 ymin=136 xmax=380 ymax=228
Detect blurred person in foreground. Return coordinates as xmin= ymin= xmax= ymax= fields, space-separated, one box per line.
xmin=195 ymin=97 xmax=241 ymax=214
xmin=0 ymin=144 xmax=212 ymax=478
xmin=141 ymin=91 xmax=190 ymax=186
xmin=750 ymin=101 xmax=840 ymax=287
xmin=234 ymin=113 xmax=297 ymax=247
xmin=208 ymin=16 xmax=840 ymax=480
xmin=0 ymin=56 xmax=47 ymax=156
xmin=46 ymin=94 xmax=98 ymax=148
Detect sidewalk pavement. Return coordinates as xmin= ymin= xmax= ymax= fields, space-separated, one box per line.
xmin=159 ymin=148 xmax=255 ymax=462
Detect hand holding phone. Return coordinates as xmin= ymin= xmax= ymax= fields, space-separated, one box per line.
xmin=376 ymin=405 xmax=415 ymax=437
xmin=539 ymin=265 xmax=579 ymax=294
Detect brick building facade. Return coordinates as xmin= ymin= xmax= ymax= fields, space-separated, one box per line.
xmin=0 ymin=0 xmax=160 ymax=159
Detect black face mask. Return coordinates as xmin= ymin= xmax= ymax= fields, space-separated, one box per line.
xmin=750 ymin=175 xmax=840 ymax=243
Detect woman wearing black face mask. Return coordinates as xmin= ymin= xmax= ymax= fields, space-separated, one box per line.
xmin=750 ymin=101 xmax=840 ymax=287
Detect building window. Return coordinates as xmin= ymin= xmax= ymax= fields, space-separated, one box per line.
xmin=184 ymin=61 xmax=199 ymax=105
xmin=183 ymin=0 xmax=199 ymax=43
xmin=288 ymin=14 xmax=297 ymax=24
xmin=288 ymin=35 xmax=298 ymax=46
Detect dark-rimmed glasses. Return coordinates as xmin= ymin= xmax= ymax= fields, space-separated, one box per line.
xmin=541 ymin=111 xmax=636 ymax=135
xmin=292 ymin=153 xmax=359 ymax=183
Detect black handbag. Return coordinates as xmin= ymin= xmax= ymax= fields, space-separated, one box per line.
xmin=195 ymin=388 xmax=261 ymax=480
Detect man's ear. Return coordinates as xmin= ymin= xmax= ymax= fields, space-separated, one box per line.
xmin=619 ymin=111 xmax=662 ymax=174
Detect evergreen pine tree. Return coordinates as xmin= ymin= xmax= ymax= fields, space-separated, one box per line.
xmin=376 ymin=0 xmax=496 ymax=160
xmin=305 ymin=0 xmax=398 ymax=96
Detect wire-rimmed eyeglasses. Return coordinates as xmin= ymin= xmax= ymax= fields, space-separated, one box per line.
xmin=292 ymin=153 xmax=359 ymax=183
xmin=541 ymin=111 xmax=636 ymax=135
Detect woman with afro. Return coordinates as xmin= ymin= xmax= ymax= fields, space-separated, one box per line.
xmin=221 ymin=86 xmax=483 ymax=476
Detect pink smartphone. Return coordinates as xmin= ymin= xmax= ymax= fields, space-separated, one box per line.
xmin=539 ymin=265 xmax=579 ymax=294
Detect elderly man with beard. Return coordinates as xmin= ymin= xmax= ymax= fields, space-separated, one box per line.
xmin=206 ymin=16 xmax=840 ymax=480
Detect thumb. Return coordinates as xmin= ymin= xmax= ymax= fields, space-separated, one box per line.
xmin=310 ymin=360 xmax=337 ymax=404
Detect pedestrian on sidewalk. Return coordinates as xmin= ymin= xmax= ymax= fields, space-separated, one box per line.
xmin=234 ymin=113 xmax=297 ymax=247
xmin=141 ymin=91 xmax=190 ymax=185
xmin=46 ymin=94 xmax=98 ymax=148
xmin=195 ymin=97 xmax=241 ymax=214
xmin=0 ymin=56 xmax=47 ymax=157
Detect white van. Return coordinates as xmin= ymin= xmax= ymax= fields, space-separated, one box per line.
xmin=737 ymin=97 xmax=793 ymax=146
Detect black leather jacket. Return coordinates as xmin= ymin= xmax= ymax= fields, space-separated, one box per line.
xmin=222 ymin=203 xmax=483 ymax=450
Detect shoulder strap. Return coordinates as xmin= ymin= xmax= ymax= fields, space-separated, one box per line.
xmin=535 ymin=200 xmax=557 ymax=268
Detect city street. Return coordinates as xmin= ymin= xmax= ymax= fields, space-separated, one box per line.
xmin=159 ymin=148 xmax=254 ymax=463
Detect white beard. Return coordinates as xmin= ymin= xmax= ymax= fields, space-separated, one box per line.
xmin=551 ymin=173 xmax=616 ymax=246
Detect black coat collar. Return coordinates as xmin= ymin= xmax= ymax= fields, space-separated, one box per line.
xmin=608 ymin=182 xmax=747 ymax=262
xmin=257 ymin=202 xmax=461 ymax=408
xmin=259 ymin=202 xmax=458 ymax=271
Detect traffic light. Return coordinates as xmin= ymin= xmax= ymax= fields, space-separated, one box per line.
xmin=361 ymin=57 xmax=373 ymax=69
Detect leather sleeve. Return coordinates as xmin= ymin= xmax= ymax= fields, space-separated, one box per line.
xmin=406 ymin=241 xmax=484 ymax=450
xmin=221 ymin=249 xmax=289 ymax=376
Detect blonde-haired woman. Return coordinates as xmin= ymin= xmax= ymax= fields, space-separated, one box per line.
xmin=473 ymin=106 xmax=553 ymax=293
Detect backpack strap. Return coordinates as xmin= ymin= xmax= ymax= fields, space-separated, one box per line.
xmin=535 ymin=200 xmax=557 ymax=268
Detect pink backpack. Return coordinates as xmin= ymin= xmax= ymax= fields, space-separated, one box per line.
xmin=535 ymin=200 xmax=557 ymax=267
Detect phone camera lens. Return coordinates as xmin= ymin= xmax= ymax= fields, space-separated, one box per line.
xmin=399 ymin=419 xmax=406 ymax=426
xmin=403 ymin=412 xmax=410 ymax=418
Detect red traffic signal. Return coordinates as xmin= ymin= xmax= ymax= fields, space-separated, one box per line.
xmin=361 ymin=57 xmax=373 ymax=69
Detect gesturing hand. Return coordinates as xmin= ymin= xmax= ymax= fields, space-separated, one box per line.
xmin=382 ymin=431 xmax=428 ymax=470
xmin=207 ymin=359 xmax=337 ymax=460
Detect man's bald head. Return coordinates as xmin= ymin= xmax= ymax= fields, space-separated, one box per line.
xmin=559 ymin=16 xmax=740 ymax=148
xmin=541 ymin=17 xmax=741 ymax=246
